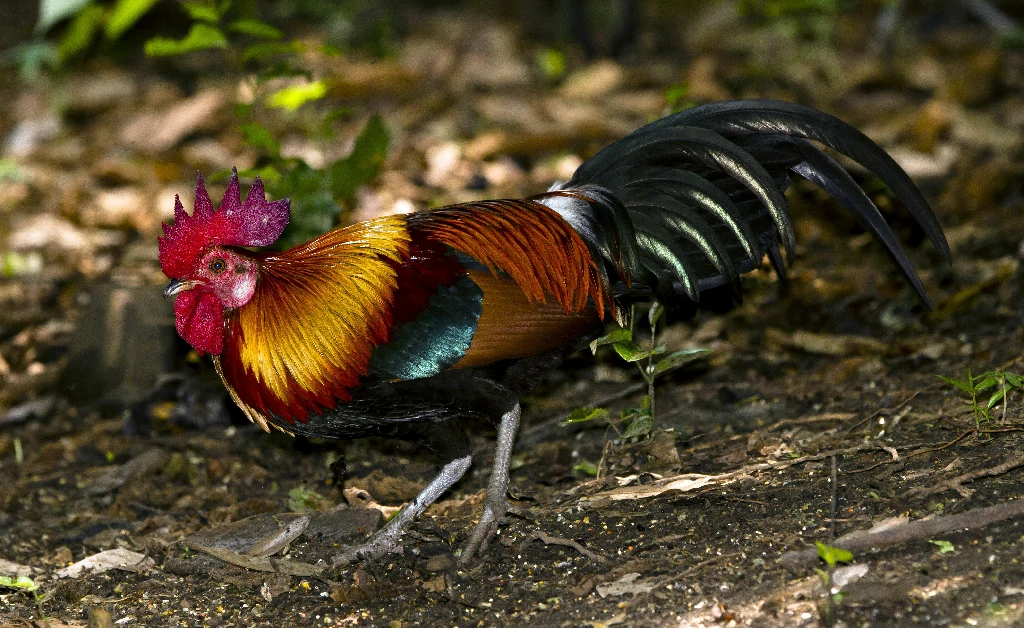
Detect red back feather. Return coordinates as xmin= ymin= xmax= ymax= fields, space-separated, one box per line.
xmin=414 ymin=199 xmax=609 ymax=315
xmin=158 ymin=169 xmax=290 ymax=278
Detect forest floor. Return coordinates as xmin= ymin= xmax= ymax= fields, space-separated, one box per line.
xmin=2 ymin=5 xmax=1024 ymax=627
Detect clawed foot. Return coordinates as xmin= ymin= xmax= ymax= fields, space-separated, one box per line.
xmin=459 ymin=403 xmax=521 ymax=565
xmin=458 ymin=493 xmax=508 ymax=565
xmin=333 ymin=454 xmax=475 ymax=567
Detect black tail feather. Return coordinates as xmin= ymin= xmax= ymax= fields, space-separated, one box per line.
xmin=667 ymin=99 xmax=951 ymax=262
xmin=544 ymin=99 xmax=946 ymax=309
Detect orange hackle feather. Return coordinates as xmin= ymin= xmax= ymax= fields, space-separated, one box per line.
xmin=418 ymin=200 xmax=609 ymax=315
xmin=219 ymin=216 xmax=411 ymax=425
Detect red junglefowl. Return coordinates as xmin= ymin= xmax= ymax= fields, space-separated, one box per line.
xmin=159 ymin=100 xmax=948 ymax=564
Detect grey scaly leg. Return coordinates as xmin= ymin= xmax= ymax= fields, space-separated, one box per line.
xmin=459 ymin=403 xmax=521 ymax=564
xmin=332 ymin=453 xmax=473 ymax=565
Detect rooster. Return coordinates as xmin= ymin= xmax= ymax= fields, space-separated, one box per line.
xmin=159 ymin=100 xmax=948 ymax=564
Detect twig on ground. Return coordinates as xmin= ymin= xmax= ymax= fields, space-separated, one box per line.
xmin=849 ymin=430 xmax=972 ymax=475
xmin=900 ymin=452 xmax=1024 ymax=499
xmin=761 ymin=412 xmax=857 ymax=433
xmin=623 ymin=552 xmax=742 ymax=610
xmin=779 ymin=499 xmax=1024 ymax=568
xmin=520 ymin=531 xmax=605 ymax=563
xmin=839 ymin=388 xmax=929 ymax=439
xmin=829 ymin=454 xmax=838 ymax=540
xmin=582 ymin=441 xmax=900 ymax=505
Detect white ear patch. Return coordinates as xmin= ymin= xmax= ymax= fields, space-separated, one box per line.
xmin=228 ymin=272 xmax=257 ymax=308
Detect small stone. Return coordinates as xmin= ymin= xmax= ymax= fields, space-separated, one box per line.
xmin=52 ymin=546 xmax=73 ymax=566
xmin=423 ymin=553 xmax=455 ymax=573
xmin=87 ymin=606 xmax=114 ymax=628
xmin=560 ymin=60 xmax=625 ymax=100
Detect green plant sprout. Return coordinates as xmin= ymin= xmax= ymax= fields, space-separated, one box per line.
xmin=815 ymin=541 xmax=853 ymax=628
xmin=563 ymin=302 xmax=709 ymax=443
xmin=938 ymin=368 xmax=1024 ymax=428
xmin=929 ymin=539 xmax=955 ymax=554
xmin=0 ymin=575 xmax=47 ymax=624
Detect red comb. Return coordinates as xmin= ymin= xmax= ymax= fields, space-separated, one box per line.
xmin=158 ymin=169 xmax=290 ymax=278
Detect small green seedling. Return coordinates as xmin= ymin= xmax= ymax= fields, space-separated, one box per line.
xmin=815 ymin=542 xmax=853 ymax=627
xmin=938 ymin=368 xmax=1024 ymax=428
xmin=0 ymin=575 xmax=46 ymax=621
xmin=287 ymin=486 xmax=327 ymax=512
xmin=816 ymin=541 xmax=853 ymax=568
xmin=572 ymin=461 xmax=599 ymax=477
xmin=564 ymin=302 xmax=709 ymax=441
xmin=929 ymin=539 xmax=955 ymax=554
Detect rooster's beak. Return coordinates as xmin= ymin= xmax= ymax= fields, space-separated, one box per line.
xmin=164 ymin=279 xmax=199 ymax=297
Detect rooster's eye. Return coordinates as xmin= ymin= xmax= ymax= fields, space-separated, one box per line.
xmin=209 ymin=259 xmax=226 ymax=273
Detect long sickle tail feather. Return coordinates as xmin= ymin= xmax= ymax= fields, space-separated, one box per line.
xmin=538 ymin=99 xmax=947 ymax=307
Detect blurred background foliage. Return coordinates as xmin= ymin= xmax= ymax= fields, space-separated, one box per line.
xmin=0 ymin=0 xmax=1022 ymax=243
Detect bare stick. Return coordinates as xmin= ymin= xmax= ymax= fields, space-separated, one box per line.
xmin=901 ymin=453 xmax=1024 ymax=499
xmin=520 ymin=530 xmax=605 ymax=563
xmin=779 ymin=498 xmax=1024 ymax=568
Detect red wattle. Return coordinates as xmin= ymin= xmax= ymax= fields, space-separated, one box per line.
xmin=174 ymin=289 xmax=224 ymax=355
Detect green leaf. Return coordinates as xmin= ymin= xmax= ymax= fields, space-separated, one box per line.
xmin=0 ymin=575 xmax=37 ymax=592
xmin=648 ymin=301 xmax=665 ymax=329
xmin=816 ymin=541 xmax=853 ymax=567
xmin=238 ymin=122 xmax=280 ymax=156
xmin=236 ymin=164 xmax=282 ymax=185
xmin=623 ymin=413 xmax=653 ymax=440
xmin=229 ymin=18 xmax=282 ymax=39
xmin=144 ymin=23 xmax=228 ymax=56
xmin=266 ymin=80 xmax=328 ymax=111
xmin=269 ymin=162 xmax=342 ymax=249
xmin=181 ymin=0 xmax=223 ymax=23
xmin=105 ymin=0 xmax=160 ymax=41
xmin=987 ymin=388 xmax=1008 ymax=410
xmin=562 ymin=407 xmax=609 ymax=425
xmin=255 ymin=62 xmax=310 ymax=82
xmin=937 ymin=375 xmax=975 ymax=395
xmin=590 ymin=327 xmax=632 ymax=354
xmin=0 ymin=159 xmax=25 ymax=182
xmin=327 ymin=115 xmax=389 ymax=201
xmin=974 ymin=376 xmax=999 ymax=392
xmin=664 ymin=83 xmax=693 ymax=112
xmin=56 ymin=3 xmax=104 ymax=60
xmin=573 ymin=461 xmax=598 ymax=476
xmin=929 ymin=539 xmax=955 ymax=554
xmin=613 ymin=341 xmax=664 ymax=363
xmin=535 ymin=48 xmax=565 ymax=79
xmin=35 ymin=0 xmax=92 ymax=35
xmin=653 ymin=348 xmax=711 ymax=375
